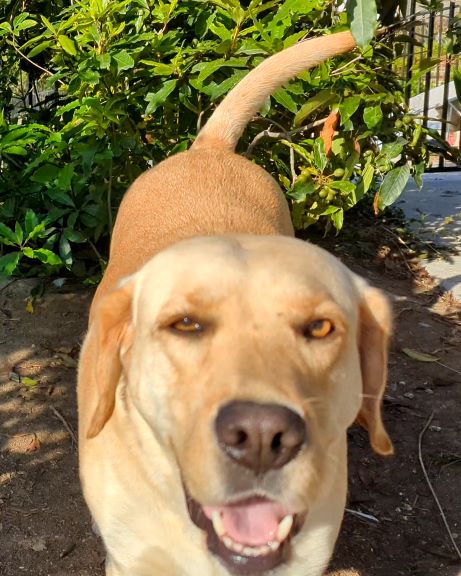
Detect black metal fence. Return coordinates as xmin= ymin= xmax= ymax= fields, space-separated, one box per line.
xmin=403 ymin=0 xmax=461 ymax=171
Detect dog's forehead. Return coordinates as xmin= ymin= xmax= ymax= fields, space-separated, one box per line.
xmin=134 ymin=235 xmax=361 ymax=314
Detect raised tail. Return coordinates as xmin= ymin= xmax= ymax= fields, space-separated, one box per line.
xmin=191 ymin=31 xmax=356 ymax=153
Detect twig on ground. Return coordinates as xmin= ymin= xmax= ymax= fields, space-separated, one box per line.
xmin=435 ymin=361 xmax=461 ymax=377
xmin=50 ymin=405 xmax=77 ymax=449
xmin=345 ymin=508 xmax=379 ymax=524
xmin=418 ymin=412 xmax=461 ymax=561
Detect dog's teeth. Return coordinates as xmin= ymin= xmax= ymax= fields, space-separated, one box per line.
xmin=276 ymin=515 xmax=294 ymax=542
xmin=212 ymin=511 xmax=225 ymax=537
xmin=221 ymin=537 xmax=279 ymax=557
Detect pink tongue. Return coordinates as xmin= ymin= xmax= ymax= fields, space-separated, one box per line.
xmin=204 ymin=500 xmax=285 ymax=546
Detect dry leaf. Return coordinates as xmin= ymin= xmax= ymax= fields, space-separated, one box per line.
xmin=320 ymin=110 xmax=340 ymax=155
xmin=373 ymin=191 xmax=380 ymax=216
xmin=26 ymin=434 xmax=41 ymax=453
xmin=402 ymin=348 xmax=439 ymax=362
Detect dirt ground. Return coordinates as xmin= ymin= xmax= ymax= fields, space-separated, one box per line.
xmin=1 ymin=235 xmax=460 ymax=576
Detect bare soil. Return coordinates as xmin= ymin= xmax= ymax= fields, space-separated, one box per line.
xmin=1 ymin=241 xmax=460 ymax=576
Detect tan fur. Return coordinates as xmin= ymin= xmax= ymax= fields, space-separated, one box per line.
xmin=79 ymin=32 xmax=392 ymax=576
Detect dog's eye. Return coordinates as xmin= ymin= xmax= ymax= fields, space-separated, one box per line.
xmin=171 ymin=316 xmax=204 ymax=334
xmin=304 ymin=319 xmax=334 ymax=339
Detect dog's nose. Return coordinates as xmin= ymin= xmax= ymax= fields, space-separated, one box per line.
xmin=215 ymin=401 xmax=306 ymax=474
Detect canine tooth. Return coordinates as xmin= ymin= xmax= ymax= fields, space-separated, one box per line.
xmin=268 ymin=540 xmax=280 ymax=551
xmin=223 ymin=536 xmax=233 ymax=549
xmin=276 ymin=515 xmax=294 ymax=542
xmin=212 ymin=511 xmax=225 ymax=537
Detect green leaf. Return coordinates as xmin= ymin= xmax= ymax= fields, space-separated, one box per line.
xmin=330 ymin=208 xmax=344 ymax=231
xmin=140 ymin=60 xmax=175 ymax=75
xmin=192 ymin=57 xmax=248 ymax=84
xmin=313 ymin=138 xmax=327 ymax=173
xmin=22 ymin=247 xmax=35 ymax=258
xmin=63 ymin=228 xmax=85 ymax=243
xmin=330 ymin=180 xmax=355 ymax=193
xmin=59 ymin=235 xmax=73 ymax=268
xmin=58 ymin=35 xmax=77 ymax=56
xmin=14 ymin=221 xmax=23 ymax=245
xmin=57 ymin=165 xmax=74 ymax=190
xmin=40 ymin=15 xmax=55 ymax=33
xmin=27 ymin=248 xmax=62 ymax=266
xmin=113 ymin=50 xmax=135 ymax=72
xmin=31 ymin=164 xmax=59 ymax=184
xmin=378 ymin=164 xmax=411 ymax=209
xmin=25 ymin=210 xmax=39 ymax=236
xmin=347 ymin=0 xmax=378 ymax=48
xmin=48 ymin=190 xmax=75 ymax=208
xmin=0 ymin=223 xmax=18 ymax=246
xmin=294 ymin=90 xmax=336 ymax=126
xmin=28 ymin=40 xmax=52 ymax=58
xmin=98 ymin=53 xmax=112 ymax=70
xmin=0 ymin=252 xmax=22 ymax=275
xmin=272 ymin=88 xmax=298 ymax=114
xmin=208 ymin=70 xmax=247 ymax=101
xmin=21 ymin=376 xmax=38 ymax=387
xmin=380 ymin=137 xmax=407 ymax=160
xmin=80 ymin=70 xmax=100 ymax=84
xmin=356 ymin=162 xmax=374 ymax=200
xmin=339 ymin=96 xmax=361 ymax=125
xmin=145 ymin=79 xmax=177 ymax=114
xmin=453 ymin=68 xmax=461 ymax=103
xmin=2 ymin=145 xmax=27 ymax=155
xmin=26 ymin=222 xmax=46 ymax=242
xmin=363 ymin=105 xmax=382 ymax=129
xmin=413 ymin=161 xmax=425 ymax=190
xmin=288 ymin=177 xmax=316 ymax=201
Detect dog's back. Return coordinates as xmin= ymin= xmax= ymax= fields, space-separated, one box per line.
xmin=91 ymin=31 xmax=356 ymax=315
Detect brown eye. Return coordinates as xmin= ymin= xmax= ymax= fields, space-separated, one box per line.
xmin=171 ymin=316 xmax=203 ymax=334
xmin=304 ymin=319 xmax=334 ymax=339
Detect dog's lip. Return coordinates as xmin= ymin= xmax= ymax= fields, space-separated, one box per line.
xmin=185 ymin=492 xmax=305 ymax=574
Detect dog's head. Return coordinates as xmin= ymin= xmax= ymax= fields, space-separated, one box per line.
xmin=85 ymin=235 xmax=392 ymax=575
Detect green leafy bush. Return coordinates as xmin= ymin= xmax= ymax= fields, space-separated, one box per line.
xmin=0 ymin=0 xmax=438 ymax=276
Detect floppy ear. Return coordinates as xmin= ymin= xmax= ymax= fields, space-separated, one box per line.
xmin=86 ymin=281 xmax=134 ymax=439
xmin=356 ymin=286 xmax=394 ymax=456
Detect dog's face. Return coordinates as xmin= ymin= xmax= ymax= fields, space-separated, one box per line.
xmin=85 ymin=235 xmax=392 ymax=575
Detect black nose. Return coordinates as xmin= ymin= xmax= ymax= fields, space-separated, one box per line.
xmin=215 ymin=401 xmax=306 ymax=474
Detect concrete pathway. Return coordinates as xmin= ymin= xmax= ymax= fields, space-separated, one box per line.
xmin=398 ymin=172 xmax=461 ymax=300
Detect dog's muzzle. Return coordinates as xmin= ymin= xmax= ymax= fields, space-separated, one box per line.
xmin=185 ymin=401 xmax=308 ymax=573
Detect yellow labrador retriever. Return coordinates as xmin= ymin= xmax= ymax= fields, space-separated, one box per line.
xmin=78 ymin=31 xmax=393 ymax=576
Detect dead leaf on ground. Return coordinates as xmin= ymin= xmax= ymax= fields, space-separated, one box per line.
xmin=26 ymin=433 xmax=41 ymax=453
xmin=402 ymin=348 xmax=439 ymax=362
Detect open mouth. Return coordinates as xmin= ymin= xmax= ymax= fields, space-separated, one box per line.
xmin=186 ymin=493 xmax=303 ymax=574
